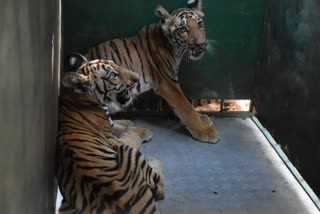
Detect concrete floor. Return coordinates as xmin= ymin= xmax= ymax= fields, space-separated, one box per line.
xmin=56 ymin=116 xmax=319 ymax=214
xmin=135 ymin=116 xmax=319 ymax=214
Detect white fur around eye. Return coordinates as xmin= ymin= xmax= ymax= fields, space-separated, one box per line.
xmin=188 ymin=0 xmax=196 ymax=4
xmin=95 ymin=68 xmax=108 ymax=78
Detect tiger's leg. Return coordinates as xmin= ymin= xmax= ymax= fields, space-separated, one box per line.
xmin=113 ymin=120 xmax=152 ymax=141
xmin=145 ymin=157 xmax=163 ymax=178
xmin=115 ymin=145 xmax=164 ymax=212
xmin=113 ymin=119 xmax=135 ymax=128
xmin=128 ymin=127 xmax=153 ymax=142
xmin=157 ymin=82 xmax=219 ymax=143
xmin=199 ymin=113 xmax=213 ymax=127
xmin=144 ymin=157 xmax=165 ymax=201
xmin=114 ymin=124 xmax=153 ymax=149
xmin=112 ymin=119 xmax=135 ymax=138
xmin=116 ymin=129 xmax=143 ymax=149
xmin=145 ymin=157 xmax=163 ymax=173
xmin=121 ymin=127 xmax=153 ymax=149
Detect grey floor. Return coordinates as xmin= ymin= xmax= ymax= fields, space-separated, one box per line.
xmin=134 ymin=116 xmax=319 ymax=214
xmin=56 ymin=117 xmax=319 ymax=214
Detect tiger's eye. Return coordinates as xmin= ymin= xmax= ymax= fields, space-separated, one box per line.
xmin=111 ymin=72 xmax=119 ymax=79
xmin=179 ymin=26 xmax=188 ymax=33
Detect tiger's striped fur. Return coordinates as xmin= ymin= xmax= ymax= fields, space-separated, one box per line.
xmin=57 ymin=54 xmax=164 ymax=214
xmin=85 ymin=0 xmax=219 ymax=143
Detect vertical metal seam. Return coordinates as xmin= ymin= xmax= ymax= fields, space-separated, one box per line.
xmin=252 ymin=116 xmax=320 ymax=211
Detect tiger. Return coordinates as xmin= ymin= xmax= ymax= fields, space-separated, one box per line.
xmin=84 ymin=0 xmax=219 ymax=143
xmin=57 ymin=53 xmax=164 ymax=214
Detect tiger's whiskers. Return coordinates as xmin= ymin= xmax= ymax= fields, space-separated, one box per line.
xmin=206 ymin=39 xmax=219 ymax=56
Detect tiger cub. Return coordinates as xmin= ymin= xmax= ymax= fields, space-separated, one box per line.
xmin=85 ymin=0 xmax=219 ymax=143
xmin=57 ymin=53 xmax=164 ymax=214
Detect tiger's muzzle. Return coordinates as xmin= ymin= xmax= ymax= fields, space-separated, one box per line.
xmin=190 ymin=40 xmax=208 ymax=60
xmin=116 ymin=81 xmax=137 ymax=105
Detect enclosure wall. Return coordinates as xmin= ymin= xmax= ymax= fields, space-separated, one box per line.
xmin=254 ymin=0 xmax=320 ymax=196
xmin=63 ymin=0 xmax=264 ymax=99
xmin=0 ymin=0 xmax=61 ymax=213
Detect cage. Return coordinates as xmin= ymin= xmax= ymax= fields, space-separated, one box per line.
xmin=1 ymin=0 xmax=320 ymax=213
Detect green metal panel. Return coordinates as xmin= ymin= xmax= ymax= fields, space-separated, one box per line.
xmin=63 ymin=0 xmax=265 ymax=99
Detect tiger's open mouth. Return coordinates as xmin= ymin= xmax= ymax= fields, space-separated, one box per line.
xmin=117 ymin=90 xmax=131 ymax=105
xmin=192 ymin=47 xmax=205 ymax=56
xmin=116 ymin=83 xmax=136 ymax=105
xmin=190 ymin=46 xmax=205 ymax=60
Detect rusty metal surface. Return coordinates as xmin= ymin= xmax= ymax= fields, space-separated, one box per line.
xmin=0 ymin=0 xmax=61 ymax=213
xmin=254 ymin=0 xmax=320 ymax=197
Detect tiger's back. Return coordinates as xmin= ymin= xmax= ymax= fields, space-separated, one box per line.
xmin=86 ymin=23 xmax=178 ymax=97
xmin=57 ymin=104 xmax=160 ymax=214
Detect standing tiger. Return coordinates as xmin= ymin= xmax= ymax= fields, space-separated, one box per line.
xmin=57 ymin=53 xmax=164 ymax=214
xmin=85 ymin=0 xmax=219 ymax=143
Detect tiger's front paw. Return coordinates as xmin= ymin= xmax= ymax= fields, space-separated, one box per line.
xmin=190 ymin=127 xmax=219 ymax=144
xmin=130 ymin=127 xmax=153 ymax=143
xmin=199 ymin=113 xmax=213 ymax=127
xmin=139 ymin=128 xmax=153 ymax=143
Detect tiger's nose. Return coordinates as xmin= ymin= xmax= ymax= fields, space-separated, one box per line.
xmin=131 ymin=74 xmax=139 ymax=83
xmin=195 ymin=40 xmax=208 ymax=49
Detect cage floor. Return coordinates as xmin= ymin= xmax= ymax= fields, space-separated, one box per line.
xmin=56 ymin=116 xmax=319 ymax=214
xmin=135 ymin=116 xmax=318 ymax=214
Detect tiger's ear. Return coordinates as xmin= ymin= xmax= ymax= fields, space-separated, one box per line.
xmin=187 ymin=0 xmax=202 ymax=11
xmin=155 ymin=5 xmax=171 ymax=23
xmin=65 ymin=52 xmax=88 ymax=72
xmin=62 ymin=73 xmax=92 ymax=94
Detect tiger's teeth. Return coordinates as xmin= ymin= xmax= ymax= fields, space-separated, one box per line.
xmin=188 ymin=0 xmax=196 ymax=4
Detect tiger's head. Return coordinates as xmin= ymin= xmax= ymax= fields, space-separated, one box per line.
xmin=155 ymin=0 xmax=207 ymax=60
xmin=62 ymin=53 xmax=139 ymax=105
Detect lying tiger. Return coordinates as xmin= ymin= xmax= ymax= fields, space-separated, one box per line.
xmin=85 ymin=0 xmax=219 ymax=143
xmin=57 ymin=53 xmax=164 ymax=214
